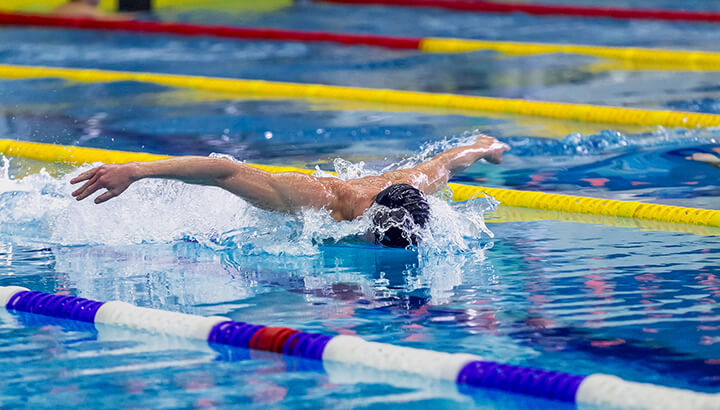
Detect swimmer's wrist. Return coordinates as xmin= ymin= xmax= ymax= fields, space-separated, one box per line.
xmin=129 ymin=162 xmax=148 ymax=181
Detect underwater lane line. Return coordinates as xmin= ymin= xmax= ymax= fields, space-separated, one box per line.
xmin=320 ymin=0 xmax=720 ymax=23
xmin=2 ymin=13 xmax=720 ymax=71
xmin=1 ymin=285 xmax=718 ymax=409
xmin=1 ymin=139 xmax=719 ymax=230
xmin=1 ymin=64 xmax=720 ymax=128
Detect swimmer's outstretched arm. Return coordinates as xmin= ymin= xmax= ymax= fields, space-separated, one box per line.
xmin=380 ymin=135 xmax=509 ymax=194
xmin=70 ymin=157 xmax=345 ymax=214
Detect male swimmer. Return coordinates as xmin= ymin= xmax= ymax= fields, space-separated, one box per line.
xmin=71 ymin=135 xmax=509 ymax=248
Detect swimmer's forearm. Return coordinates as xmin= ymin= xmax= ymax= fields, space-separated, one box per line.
xmin=133 ymin=157 xmax=243 ymax=185
xmin=411 ymin=148 xmax=480 ymax=191
xmin=71 ymin=156 xmax=278 ymax=205
xmin=133 ymin=157 xmax=319 ymax=212
xmin=409 ymin=136 xmax=508 ymax=193
xmin=417 ymin=137 xmax=508 ymax=182
xmin=430 ymin=147 xmax=484 ymax=174
xmin=434 ymin=139 xmax=507 ymax=173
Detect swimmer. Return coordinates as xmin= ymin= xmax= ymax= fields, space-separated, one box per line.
xmin=70 ymin=135 xmax=509 ymax=248
xmin=687 ymin=148 xmax=720 ymax=170
xmin=52 ymin=0 xmax=129 ymax=19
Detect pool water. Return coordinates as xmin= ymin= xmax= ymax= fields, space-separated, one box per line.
xmin=1 ymin=2 xmax=720 ymax=408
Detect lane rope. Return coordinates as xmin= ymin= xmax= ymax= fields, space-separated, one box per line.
xmin=487 ymin=206 xmax=720 ymax=237
xmin=1 ymin=285 xmax=718 ymax=408
xmin=1 ymin=64 xmax=719 ymax=128
xmin=1 ymin=139 xmax=719 ymax=229
xmin=417 ymin=38 xmax=720 ymax=71
xmin=319 ymin=0 xmax=720 ymax=23
xmin=2 ymin=13 xmax=720 ymax=71
xmin=0 ymin=12 xmax=421 ymax=50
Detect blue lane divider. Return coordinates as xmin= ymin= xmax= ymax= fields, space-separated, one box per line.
xmin=7 ymin=290 xmax=103 ymax=323
xmin=1 ymin=285 xmax=717 ymax=409
xmin=457 ymin=361 xmax=584 ymax=402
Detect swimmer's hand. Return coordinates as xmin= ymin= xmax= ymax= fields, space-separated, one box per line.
xmin=686 ymin=148 xmax=720 ymax=170
xmin=71 ymin=163 xmax=139 ymax=204
xmin=472 ymin=134 xmax=510 ymax=164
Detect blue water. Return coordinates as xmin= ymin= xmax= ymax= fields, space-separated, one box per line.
xmin=1 ymin=2 xmax=720 ymax=408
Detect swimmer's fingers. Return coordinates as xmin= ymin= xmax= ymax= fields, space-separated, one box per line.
xmin=713 ymin=147 xmax=720 ymax=155
xmin=484 ymin=144 xmax=509 ymax=164
xmin=70 ymin=168 xmax=99 ymax=185
xmin=72 ymin=177 xmax=104 ymax=201
xmin=474 ymin=136 xmax=509 ymax=155
xmin=485 ymin=152 xmax=503 ymax=164
xmin=474 ymin=135 xmax=495 ymax=148
xmin=71 ymin=173 xmax=99 ymax=198
xmin=94 ymin=190 xmax=117 ymax=204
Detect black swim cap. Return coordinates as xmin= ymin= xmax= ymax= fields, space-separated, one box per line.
xmin=372 ymin=184 xmax=430 ymax=248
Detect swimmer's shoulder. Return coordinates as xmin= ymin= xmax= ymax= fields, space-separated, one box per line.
xmin=313 ymin=177 xmax=372 ymax=221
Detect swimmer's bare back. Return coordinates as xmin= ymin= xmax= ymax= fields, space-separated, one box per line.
xmin=70 ymin=135 xmax=509 ymax=221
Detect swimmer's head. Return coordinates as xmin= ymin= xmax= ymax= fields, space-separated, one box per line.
xmin=372 ymin=184 xmax=430 ymax=248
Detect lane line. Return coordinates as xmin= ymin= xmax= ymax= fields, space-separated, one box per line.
xmin=0 ymin=64 xmax=718 ymax=128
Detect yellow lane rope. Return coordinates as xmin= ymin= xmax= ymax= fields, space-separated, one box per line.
xmin=420 ymin=38 xmax=720 ymax=71
xmin=0 ymin=64 xmax=719 ymax=128
xmin=448 ymin=183 xmax=720 ymax=227
xmin=487 ymin=206 xmax=720 ymax=236
xmin=1 ymin=139 xmax=718 ymax=229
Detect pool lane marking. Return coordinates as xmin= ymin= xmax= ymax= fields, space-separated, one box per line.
xmin=319 ymin=0 xmax=720 ymax=24
xmin=2 ymin=139 xmax=719 ymax=229
xmin=488 ymin=206 xmax=720 ymax=237
xmin=0 ymin=12 xmax=421 ymax=50
xmin=417 ymin=38 xmax=720 ymax=72
xmin=2 ymin=286 xmax=719 ymax=408
xmin=2 ymin=13 xmax=720 ymax=71
xmin=1 ymin=64 xmax=720 ymax=128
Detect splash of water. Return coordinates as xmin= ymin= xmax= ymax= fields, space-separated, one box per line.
xmin=0 ymin=143 xmax=496 ymax=255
